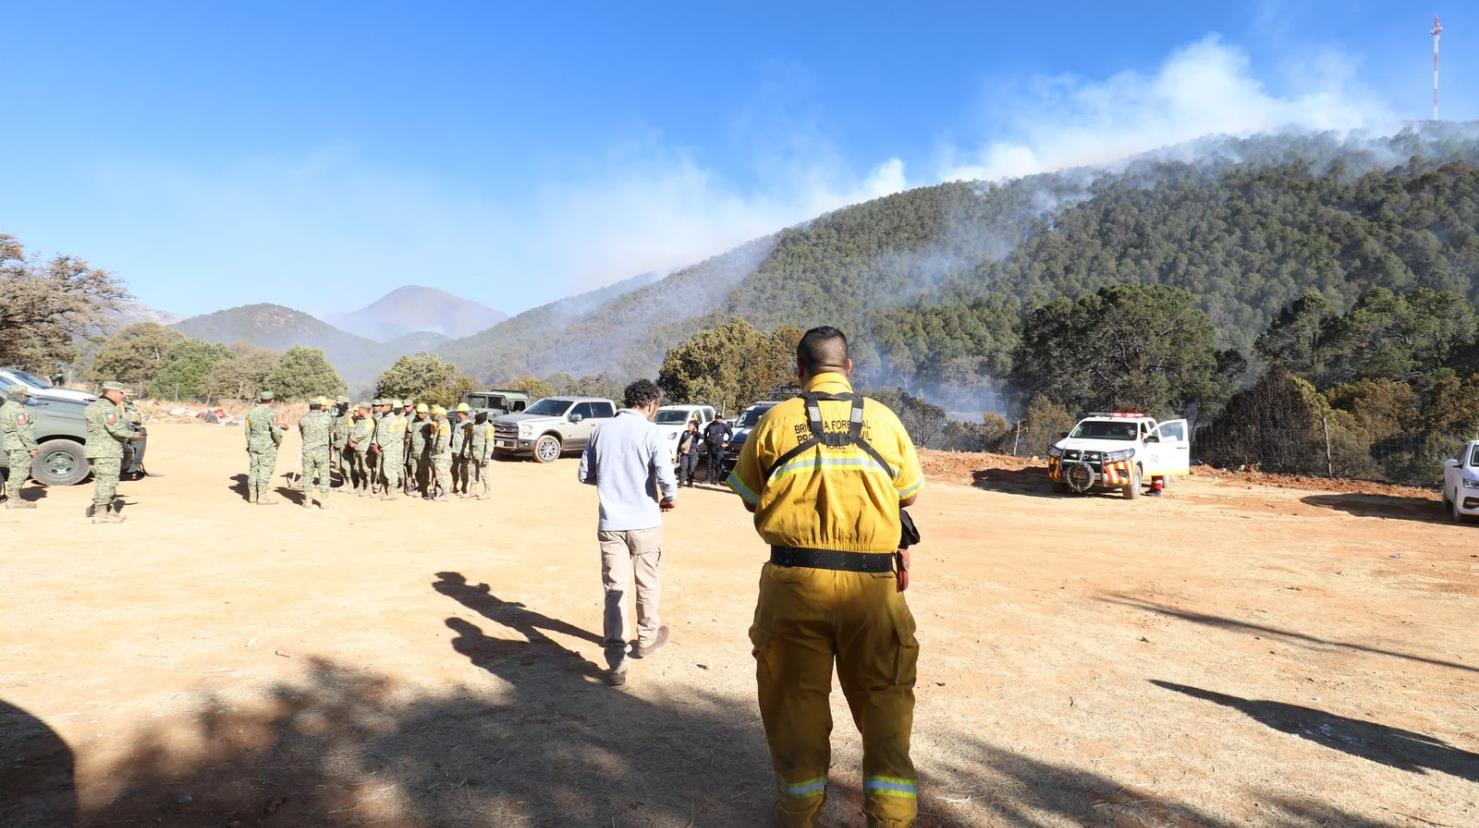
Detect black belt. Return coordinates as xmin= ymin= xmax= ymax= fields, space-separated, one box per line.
xmin=770 ymin=546 xmax=893 ymax=573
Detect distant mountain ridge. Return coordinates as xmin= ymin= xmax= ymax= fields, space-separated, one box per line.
xmin=325 ymin=286 xmax=507 ymax=342
xmin=172 ymin=303 xmax=413 ymax=388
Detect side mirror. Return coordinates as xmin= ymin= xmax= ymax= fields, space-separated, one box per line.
xmin=1058 ymin=431 xmax=1070 ymax=440
xmin=1145 ymin=435 xmax=1160 ymax=444
xmin=569 ymin=414 xmax=584 ymax=424
xmin=1445 ymin=457 xmax=1459 ymax=468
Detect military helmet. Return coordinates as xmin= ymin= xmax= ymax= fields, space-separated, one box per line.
xmin=259 ymin=390 xmax=275 ymax=402
xmin=416 ymin=403 xmax=429 ymax=413
xmin=431 ymin=404 xmax=447 ymax=416
xmin=455 ymin=402 xmax=471 ymax=413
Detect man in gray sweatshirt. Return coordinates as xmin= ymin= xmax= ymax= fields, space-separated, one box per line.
xmin=578 ymin=379 xmax=678 ymax=686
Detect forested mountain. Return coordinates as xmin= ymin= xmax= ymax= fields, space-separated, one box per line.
xmin=436 ymin=125 xmax=1479 ymax=404
xmin=173 ymin=303 xmax=395 ymax=387
xmin=436 ymin=270 xmax=662 ymax=380
xmin=437 ymin=236 xmax=777 ymax=381
xmin=325 ymin=285 xmax=507 ymax=341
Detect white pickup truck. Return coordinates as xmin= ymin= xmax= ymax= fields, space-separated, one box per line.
xmin=1047 ymin=412 xmax=1190 ymax=499
xmin=1441 ymin=440 xmax=1479 ymax=522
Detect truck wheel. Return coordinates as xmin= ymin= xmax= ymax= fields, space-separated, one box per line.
xmin=533 ymin=434 xmax=562 ymax=463
xmin=1453 ymin=493 xmax=1466 ymax=524
xmin=1052 ymin=480 xmax=1070 ymax=494
xmin=33 ymin=440 xmax=90 ymax=486
xmin=1124 ymin=466 xmax=1142 ymax=500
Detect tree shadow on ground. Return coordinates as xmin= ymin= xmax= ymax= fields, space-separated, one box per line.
xmin=1300 ymin=493 xmax=1448 ymax=525
xmin=928 ymin=735 xmax=1222 ymax=826
xmin=1151 ymin=680 xmax=1479 ymax=783
xmin=66 ymin=655 xmax=774 ymax=827
xmin=1100 ymin=593 xmax=1477 ymax=674
xmin=0 ymin=700 xmax=76 ymax=826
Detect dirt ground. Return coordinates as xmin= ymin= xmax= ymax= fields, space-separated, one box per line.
xmin=2 ymin=422 xmax=1475 ymax=827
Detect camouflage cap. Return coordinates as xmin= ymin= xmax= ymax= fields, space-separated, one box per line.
xmin=371 ymin=398 xmax=386 ymax=406
xmin=355 ymin=400 xmax=370 ymax=410
xmin=7 ymin=384 xmax=32 ymax=398
xmin=416 ymin=403 xmax=429 ymax=413
xmin=336 ymin=395 xmax=350 ymax=405
xmin=431 ymin=405 xmax=447 ymax=415
xmin=455 ymin=402 xmax=471 ymax=413
xmin=390 ymin=398 xmax=403 ymax=408
xmin=101 ymin=381 xmax=126 ymax=393
xmin=259 ymin=390 xmax=275 ymax=402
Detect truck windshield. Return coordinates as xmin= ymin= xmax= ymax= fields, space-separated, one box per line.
xmin=655 ymin=410 xmax=694 ymax=424
xmin=525 ymin=398 xmax=573 ymax=417
xmin=7 ymin=369 xmax=51 ymax=388
xmin=1069 ymin=420 xmax=1138 ymax=440
xmin=738 ymin=406 xmax=773 ymax=428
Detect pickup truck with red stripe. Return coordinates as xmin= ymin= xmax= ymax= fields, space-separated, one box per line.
xmin=1046 ymin=412 xmax=1189 ymax=499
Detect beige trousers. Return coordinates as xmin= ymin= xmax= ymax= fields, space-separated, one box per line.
xmin=598 ymin=527 xmax=663 ymax=671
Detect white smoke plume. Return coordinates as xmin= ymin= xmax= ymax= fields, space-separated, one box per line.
xmin=939 ymin=36 xmax=1397 ymax=182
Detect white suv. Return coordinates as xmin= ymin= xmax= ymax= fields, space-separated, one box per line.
xmin=1441 ymin=440 xmax=1479 ymax=522
xmin=1048 ymin=412 xmax=1190 ymax=499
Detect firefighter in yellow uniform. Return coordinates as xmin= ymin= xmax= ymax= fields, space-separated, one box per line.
xmin=727 ymin=326 xmax=924 ymax=828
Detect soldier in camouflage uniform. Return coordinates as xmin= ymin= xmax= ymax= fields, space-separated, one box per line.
xmin=331 ymin=396 xmax=351 ymax=485
xmin=244 ymin=390 xmax=285 ymax=505
xmin=430 ymin=404 xmax=453 ymax=502
xmin=375 ymin=398 xmax=406 ymax=501
xmin=402 ymin=400 xmax=419 ymax=495
xmin=347 ymin=402 xmax=376 ymax=496
xmin=1 ymin=385 xmax=40 ymax=508
xmin=85 ymin=381 xmax=139 ymax=522
xmin=449 ymin=402 xmax=472 ymax=497
xmin=408 ymin=403 xmax=431 ymax=496
xmin=469 ymin=410 xmax=493 ymax=500
xmin=298 ymin=397 xmax=334 ymax=509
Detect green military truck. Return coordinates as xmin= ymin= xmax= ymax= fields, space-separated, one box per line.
xmin=0 ymin=393 xmax=148 ymax=486
xmin=461 ymin=389 xmax=531 ymax=418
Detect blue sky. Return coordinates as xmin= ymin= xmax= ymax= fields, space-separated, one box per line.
xmin=1 ymin=2 xmax=1473 ymax=320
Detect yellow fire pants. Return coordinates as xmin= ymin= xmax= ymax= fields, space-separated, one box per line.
xmin=749 ymin=561 xmax=919 ymax=828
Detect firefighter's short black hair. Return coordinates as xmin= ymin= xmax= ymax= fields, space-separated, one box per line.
xmin=797 ymin=326 xmax=849 ymax=375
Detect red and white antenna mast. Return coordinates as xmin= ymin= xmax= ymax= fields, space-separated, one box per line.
xmin=1431 ymin=15 xmax=1443 ymax=120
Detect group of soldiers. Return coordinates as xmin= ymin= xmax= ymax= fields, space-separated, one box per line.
xmin=243 ymin=392 xmax=498 ymax=508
